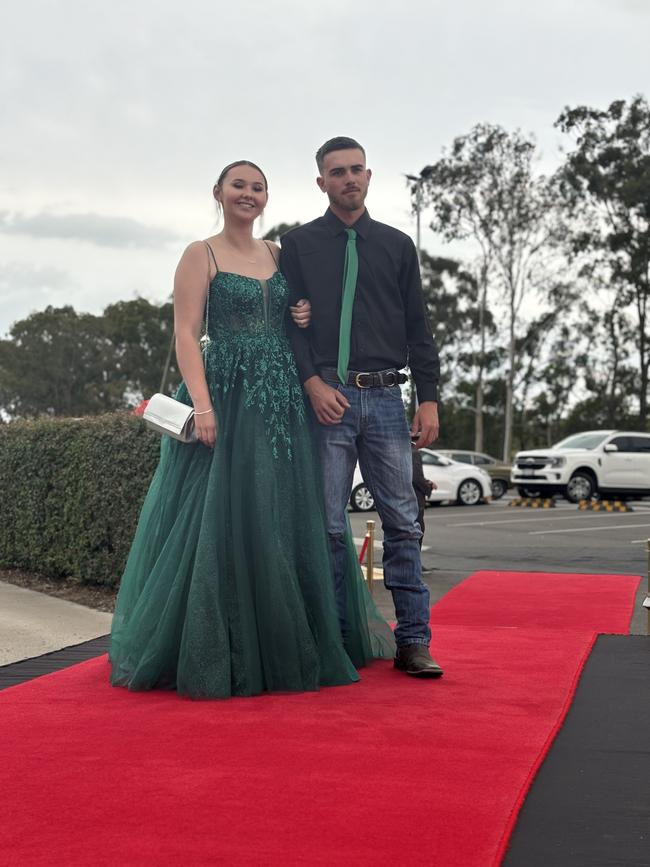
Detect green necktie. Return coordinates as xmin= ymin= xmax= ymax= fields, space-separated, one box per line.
xmin=337 ymin=228 xmax=359 ymax=384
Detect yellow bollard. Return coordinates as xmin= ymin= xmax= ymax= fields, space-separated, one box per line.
xmin=366 ymin=519 xmax=375 ymax=595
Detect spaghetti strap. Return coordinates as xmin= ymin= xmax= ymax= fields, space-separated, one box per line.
xmin=205 ymin=241 xmax=219 ymax=277
xmin=263 ymin=240 xmax=280 ymax=269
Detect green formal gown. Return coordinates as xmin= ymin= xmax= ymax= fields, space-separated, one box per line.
xmin=109 ymin=267 xmax=394 ymax=699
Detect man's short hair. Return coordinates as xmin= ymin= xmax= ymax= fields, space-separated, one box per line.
xmin=316 ymin=137 xmax=366 ymax=173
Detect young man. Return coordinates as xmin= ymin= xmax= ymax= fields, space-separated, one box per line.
xmin=281 ymin=137 xmax=442 ymax=678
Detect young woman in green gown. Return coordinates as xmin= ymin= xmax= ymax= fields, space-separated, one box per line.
xmin=109 ymin=160 xmax=394 ymax=698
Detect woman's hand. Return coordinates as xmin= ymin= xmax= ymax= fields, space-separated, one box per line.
xmin=194 ymin=408 xmax=217 ymax=449
xmin=289 ymin=298 xmax=311 ymax=328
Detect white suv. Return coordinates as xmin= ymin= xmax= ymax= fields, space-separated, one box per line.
xmin=511 ymin=430 xmax=650 ymax=502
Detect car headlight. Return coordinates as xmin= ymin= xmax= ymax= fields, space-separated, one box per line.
xmin=547 ymin=457 xmax=565 ymax=468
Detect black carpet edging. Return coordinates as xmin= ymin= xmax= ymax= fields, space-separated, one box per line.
xmin=0 ymin=635 xmax=110 ymax=691
xmin=503 ymin=634 xmax=650 ymax=867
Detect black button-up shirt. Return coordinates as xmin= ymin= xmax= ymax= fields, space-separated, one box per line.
xmin=280 ymin=208 xmax=440 ymax=403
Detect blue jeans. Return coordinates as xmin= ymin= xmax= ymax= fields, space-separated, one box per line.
xmin=317 ymin=381 xmax=431 ymax=648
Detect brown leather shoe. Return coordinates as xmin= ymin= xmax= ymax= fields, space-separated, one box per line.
xmin=394 ymin=644 xmax=444 ymax=678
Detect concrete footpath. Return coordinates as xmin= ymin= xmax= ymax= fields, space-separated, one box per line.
xmin=0 ymin=582 xmax=112 ymax=666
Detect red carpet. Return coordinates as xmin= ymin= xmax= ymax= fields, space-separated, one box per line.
xmin=429 ymin=570 xmax=638 ymax=633
xmin=0 ymin=571 xmax=640 ymax=867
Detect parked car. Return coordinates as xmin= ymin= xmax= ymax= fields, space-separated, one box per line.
xmin=435 ymin=449 xmax=512 ymax=499
xmin=511 ymin=430 xmax=650 ymax=502
xmin=349 ymin=449 xmax=493 ymax=511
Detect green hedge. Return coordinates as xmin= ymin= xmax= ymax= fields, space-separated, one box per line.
xmin=0 ymin=413 xmax=160 ymax=587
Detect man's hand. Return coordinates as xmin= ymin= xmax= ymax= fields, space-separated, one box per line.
xmin=411 ymin=401 xmax=439 ymax=449
xmin=289 ymin=299 xmax=311 ymax=328
xmin=304 ymin=376 xmax=350 ymax=425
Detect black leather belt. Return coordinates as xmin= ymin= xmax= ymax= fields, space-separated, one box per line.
xmin=319 ymin=367 xmax=408 ymax=388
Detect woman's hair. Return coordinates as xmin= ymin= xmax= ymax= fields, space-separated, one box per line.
xmin=215 ymin=160 xmax=269 ymax=191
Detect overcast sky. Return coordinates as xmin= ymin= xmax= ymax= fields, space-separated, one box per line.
xmin=1 ymin=0 xmax=648 ymax=335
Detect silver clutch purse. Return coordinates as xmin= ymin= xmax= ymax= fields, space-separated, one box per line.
xmin=143 ymin=393 xmax=196 ymax=443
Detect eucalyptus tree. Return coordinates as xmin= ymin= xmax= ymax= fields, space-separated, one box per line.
xmin=416 ymin=251 xmax=502 ymax=442
xmin=413 ymin=124 xmax=560 ymax=460
xmin=0 ymin=300 xmax=178 ymax=418
xmin=556 ymin=96 xmax=650 ymax=427
xmin=0 ymin=306 xmax=112 ymax=417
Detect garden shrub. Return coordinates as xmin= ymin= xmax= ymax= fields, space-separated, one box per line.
xmin=0 ymin=413 xmax=160 ymax=587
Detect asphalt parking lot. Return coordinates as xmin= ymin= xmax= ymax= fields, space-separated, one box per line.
xmin=348 ymin=495 xmax=649 ymax=634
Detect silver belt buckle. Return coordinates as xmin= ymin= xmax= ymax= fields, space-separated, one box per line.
xmin=355 ymin=372 xmax=371 ymax=388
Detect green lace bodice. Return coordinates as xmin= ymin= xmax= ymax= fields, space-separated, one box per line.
xmin=202 ymin=270 xmax=306 ymax=458
xmin=206 ymin=270 xmax=289 ymax=336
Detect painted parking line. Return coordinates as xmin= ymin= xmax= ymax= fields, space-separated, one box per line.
xmin=529 ymin=523 xmax=650 ymax=536
xmin=446 ymin=513 xmax=644 ymax=528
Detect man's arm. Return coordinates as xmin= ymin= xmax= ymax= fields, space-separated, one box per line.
xmin=280 ymin=231 xmax=349 ymax=425
xmin=400 ymin=236 xmax=441 ymax=446
xmin=280 ymin=232 xmax=318 ymax=385
xmin=400 ymin=236 xmax=440 ymax=403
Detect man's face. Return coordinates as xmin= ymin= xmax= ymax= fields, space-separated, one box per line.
xmin=317 ymin=148 xmax=371 ymax=212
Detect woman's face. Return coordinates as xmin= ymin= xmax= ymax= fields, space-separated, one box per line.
xmin=215 ymin=165 xmax=268 ymax=222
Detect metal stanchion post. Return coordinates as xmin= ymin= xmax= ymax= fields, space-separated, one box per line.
xmin=645 ymin=539 xmax=650 ymax=635
xmin=366 ymin=519 xmax=375 ymax=595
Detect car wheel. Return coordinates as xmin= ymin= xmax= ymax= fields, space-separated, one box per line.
xmin=350 ymin=483 xmax=375 ymax=512
xmin=565 ymin=472 xmax=595 ymax=503
xmin=517 ymin=485 xmax=542 ymax=498
xmin=491 ymin=478 xmax=508 ymax=499
xmin=457 ymin=478 xmax=482 ymax=506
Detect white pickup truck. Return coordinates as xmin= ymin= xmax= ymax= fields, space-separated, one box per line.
xmin=511 ymin=430 xmax=650 ymax=502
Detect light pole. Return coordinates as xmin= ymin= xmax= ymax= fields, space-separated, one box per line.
xmin=406 ymin=167 xmax=434 ymax=266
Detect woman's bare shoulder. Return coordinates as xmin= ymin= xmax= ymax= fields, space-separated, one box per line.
xmin=175 ymin=241 xmax=213 ymax=289
xmin=181 ymin=239 xmax=210 ymax=258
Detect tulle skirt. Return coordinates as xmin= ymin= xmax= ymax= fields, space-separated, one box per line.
xmin=109 ymin=374 xmax=394 ymax=699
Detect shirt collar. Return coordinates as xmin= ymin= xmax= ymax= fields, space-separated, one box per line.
xmin=323 ymin=207 xmax=372 ymax=240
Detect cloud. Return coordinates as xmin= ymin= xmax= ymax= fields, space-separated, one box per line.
xmin=0 ymin=210 xmax=182 ymax=249
xmin=617 ymin=0 xmax=650 ymax=12
xmin=0 ymin=262 xmax=77 ymax=336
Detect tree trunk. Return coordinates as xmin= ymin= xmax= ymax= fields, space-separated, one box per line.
xmin=638 ymin=289 xmax=648 ymax=429
xmin=474 ymin=381 xmax=484 ymax=452
xmin=639 ymin=352 xmax=648 ymax=430
xmin=474 ymin=269 xmax=488 ymax=452
xmin=503 ymin=362 xmax=514 ymax=461
xmin=502 ymin=295 xmax=516 ymax=462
